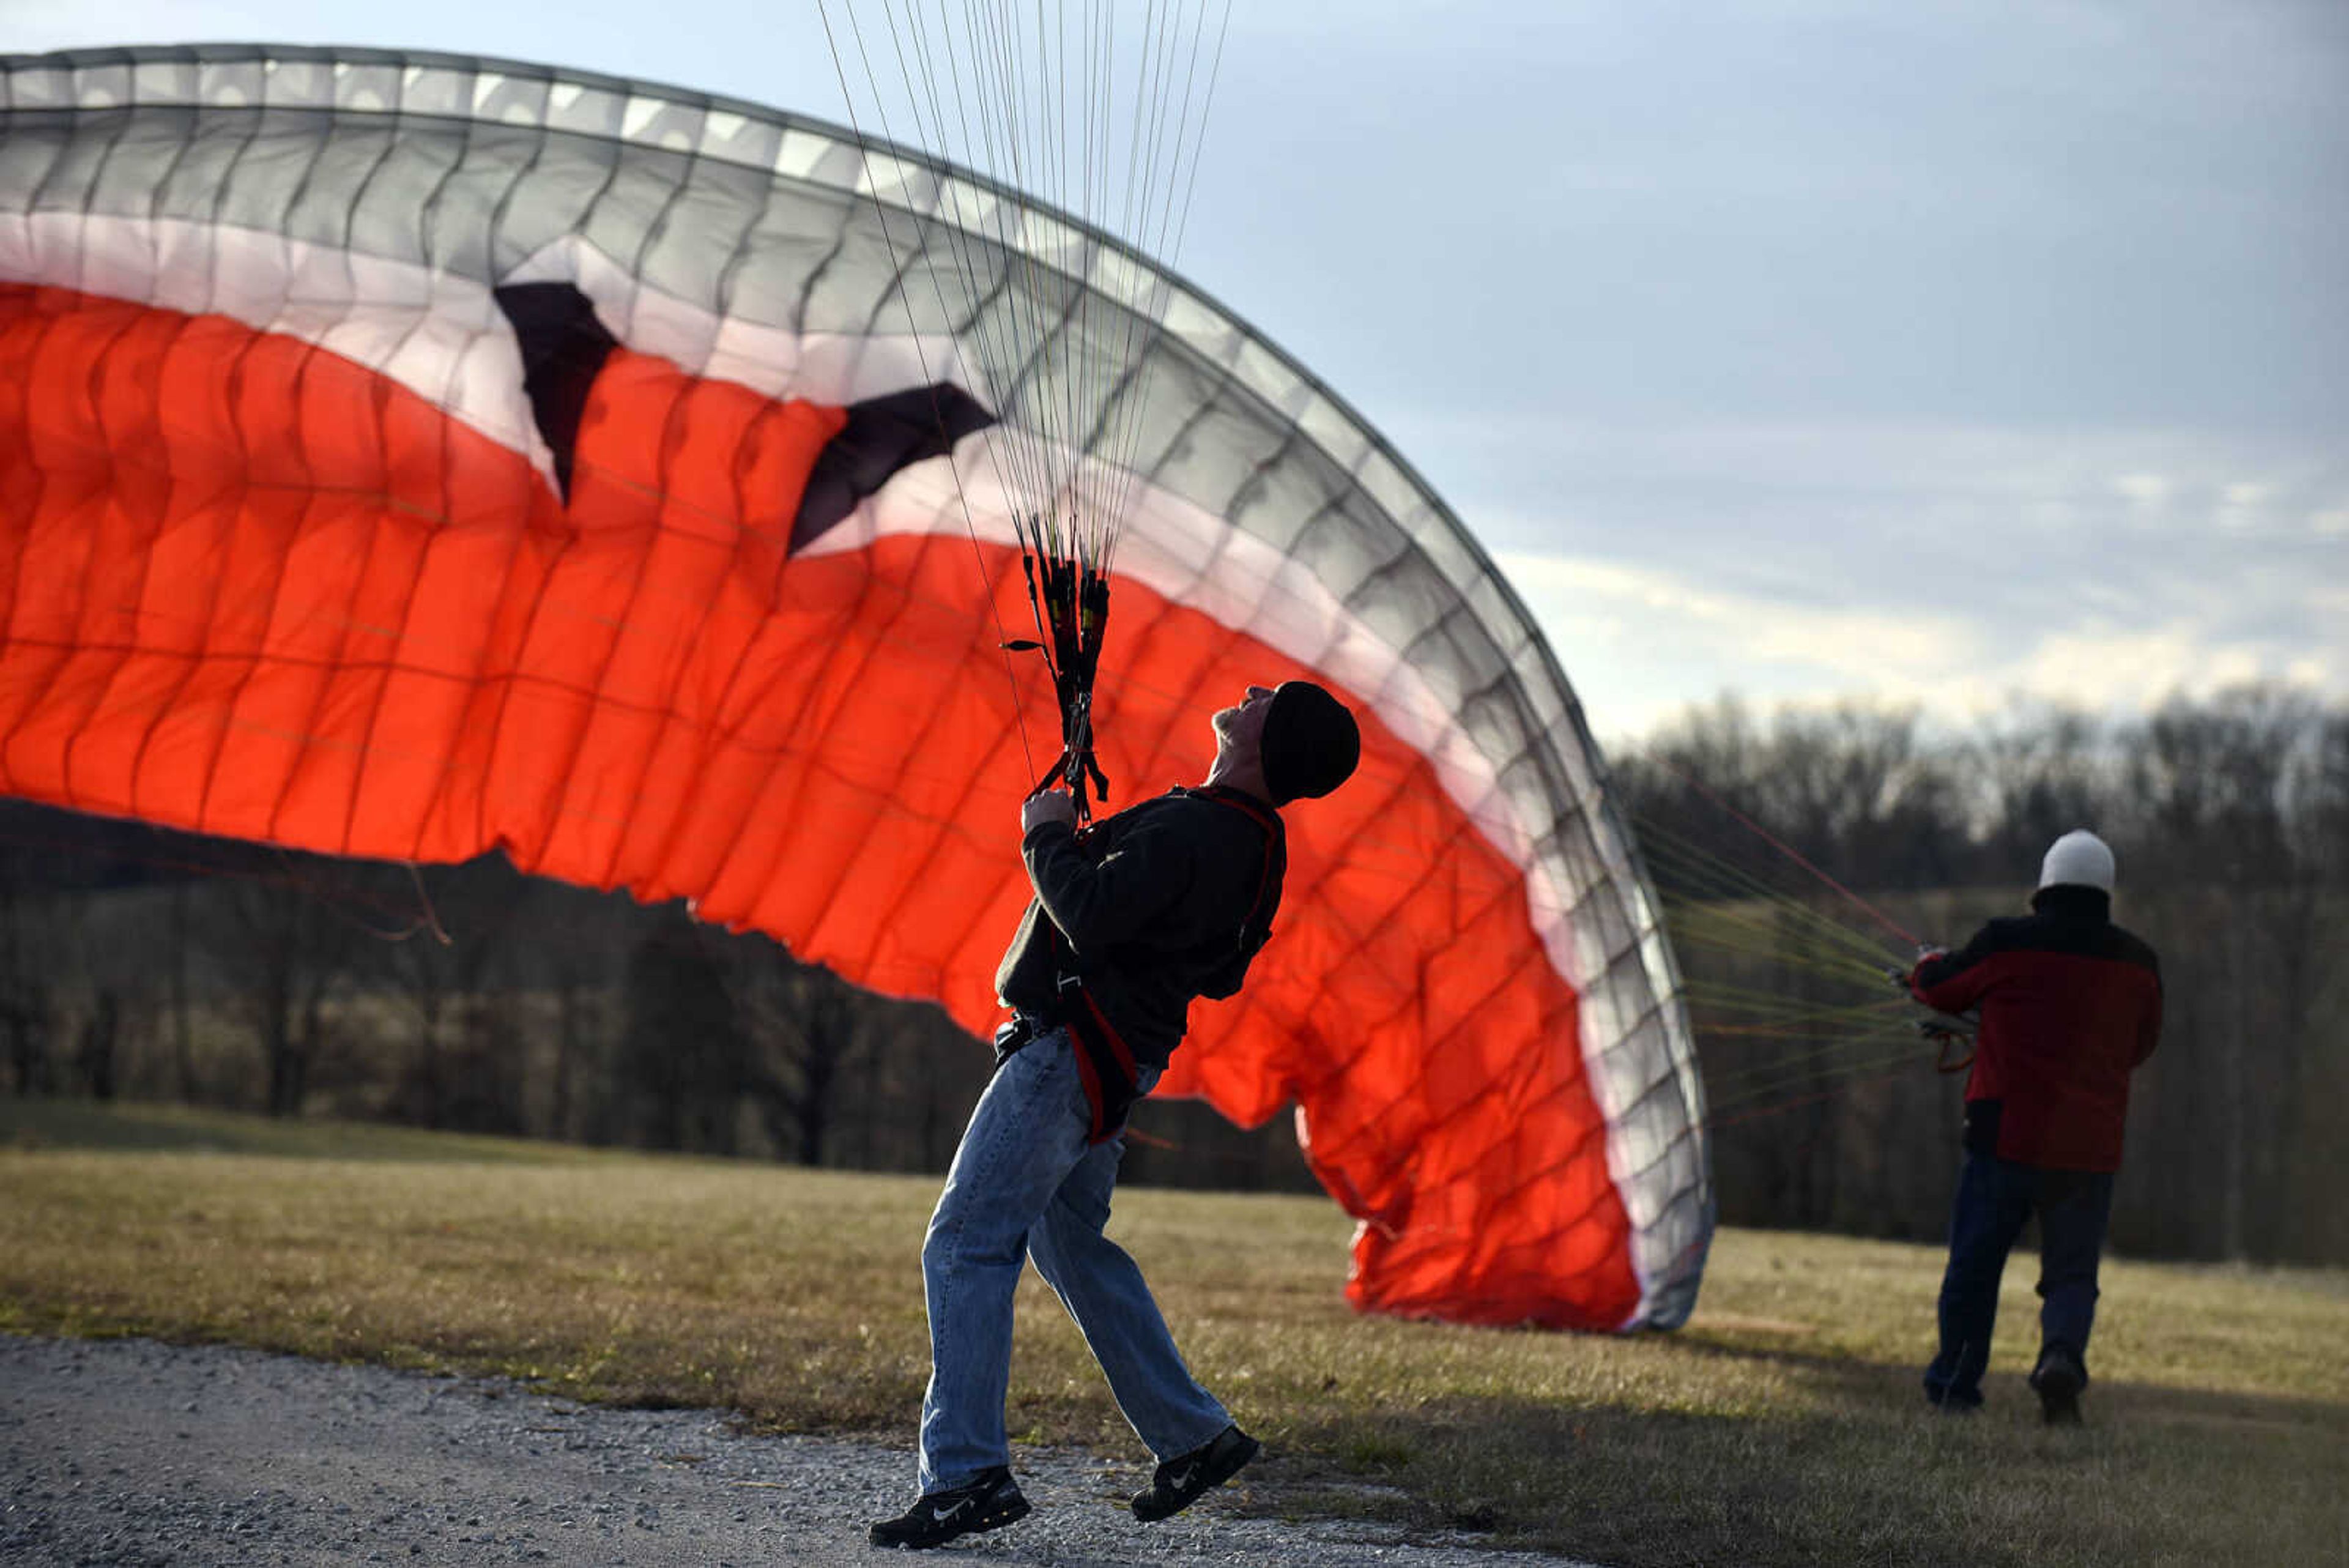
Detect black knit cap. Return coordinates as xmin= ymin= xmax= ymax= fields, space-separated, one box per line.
xmin=1260 ymin=681 xmax=1360 ymax=805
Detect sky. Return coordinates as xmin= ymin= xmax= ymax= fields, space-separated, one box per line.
xmin=13 ymin=1 xmax=2347 ymax=741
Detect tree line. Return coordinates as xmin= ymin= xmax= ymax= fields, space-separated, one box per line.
xmin=0 ymin=797 xmax=1298 ymax=1192
xmin=1612 ymin=684 xmax=2348 ymax=1267
xmin=2 ymin=684 xmax=2341 ymax=1264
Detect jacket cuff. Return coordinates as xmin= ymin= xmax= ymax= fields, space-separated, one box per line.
xmin=1022 ymin=820 xmax=1076 ymax=856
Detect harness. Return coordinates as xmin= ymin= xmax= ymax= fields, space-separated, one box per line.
xmin=1000 ymin=787 xmax=1286 ymax=1144
xmin=1179 ymin=784 xmax=1287 ymax=979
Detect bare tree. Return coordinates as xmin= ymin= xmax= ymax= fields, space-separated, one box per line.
xmin=376 ymin=858 xmax=528 ymax=1131
xmin=203 ymin=862 xmax=359 ymax=1117
xmin=719 ymin=940 xmax=867 ymax=1167
xmin=620 ymin=908 xmax=749 ymax=1154
xmin=1968 ymin=702 xmax=2110 ymax=874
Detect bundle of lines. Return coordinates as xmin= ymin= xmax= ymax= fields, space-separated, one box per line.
xmin=1628 ymin=799 xmax=1945 ymax=1127
xmin=818 ymin=0 xmax=1235 ymax=817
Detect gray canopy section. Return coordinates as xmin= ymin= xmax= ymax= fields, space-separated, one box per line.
xmin=0 ymin=43 xmax=1710 ymax=1328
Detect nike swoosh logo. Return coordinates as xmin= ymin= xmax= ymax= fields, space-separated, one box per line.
xmin=1168 ymin=1465 xmax=1199 ymax=1492
xmin=930 ymin=1498 xmax=973 ymax=1524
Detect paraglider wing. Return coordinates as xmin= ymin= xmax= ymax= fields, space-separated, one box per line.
xmin=0 ymin=45 xmax=1708 ymax=1330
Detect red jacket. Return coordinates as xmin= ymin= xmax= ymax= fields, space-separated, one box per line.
xmin=1909 ymin=886 xmax=2162 ymax=1172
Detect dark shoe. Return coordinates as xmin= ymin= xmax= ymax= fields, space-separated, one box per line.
xmin=1130 ymin=1424 xmax=1260 ymax=1523
xmin=2031 ymin=1347 xmax=2086 ymax=1426
xmin=868 ymin=1466 xmax=1031 ymax=1550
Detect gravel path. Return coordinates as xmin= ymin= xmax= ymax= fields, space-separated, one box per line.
xmin=2 ymin=1336 xmax=1594 ymax=1567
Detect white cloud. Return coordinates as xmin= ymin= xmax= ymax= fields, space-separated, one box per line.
xmin=1495 ymin=546 xmax=2345 ymax=743
xmin=1501 ymin=554 xmax=1977 ymax=678
xmin=1958 ymin=628 xmax=2270 ymax=712
xmin=1445 ymin=413 xmax=2345 ymax=740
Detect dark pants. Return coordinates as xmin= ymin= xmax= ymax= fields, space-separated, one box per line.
xmin=1923 ymin=1149 xmax=2115 ymax=1409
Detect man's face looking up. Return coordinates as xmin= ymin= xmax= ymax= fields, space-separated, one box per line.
xmin=1212 ymin=685 xmax=1276 ymax=765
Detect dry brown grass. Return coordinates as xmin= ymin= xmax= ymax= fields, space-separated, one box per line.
xmin=2 ymin=1096 xmax=2343 ymax=1567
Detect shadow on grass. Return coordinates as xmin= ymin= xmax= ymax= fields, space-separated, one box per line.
xmin=1267 ymin=1345 xmax=2347 ymax=1568
xmin=1669 ymin=1326 xmax=2347 ymax=1438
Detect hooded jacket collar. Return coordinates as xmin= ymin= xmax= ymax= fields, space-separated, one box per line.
xmin=2031 ymin=883 xmax=2112 ymax=923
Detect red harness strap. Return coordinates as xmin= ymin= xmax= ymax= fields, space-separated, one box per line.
xmin=1187 ymin=785 xmax=1286 ymax=938
xmin=1059 ymin=787 xmax=1285 ymax=1145
xmin=1064 ymin=986 xmax=1143 ymax=1145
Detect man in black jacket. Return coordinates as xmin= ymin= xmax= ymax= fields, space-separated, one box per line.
xmin=870 ymin=681 xmax=1360 ymax=1550
xmin=1907 ymin=829 xmax=2162 ymax=1424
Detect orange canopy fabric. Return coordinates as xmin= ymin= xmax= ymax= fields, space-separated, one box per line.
xmin=0 ymin=46 xmax=1709 ymax=1331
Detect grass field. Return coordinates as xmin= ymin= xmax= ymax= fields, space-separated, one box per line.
xmin=3 ymin=1097 xmax=2343 ymax=1567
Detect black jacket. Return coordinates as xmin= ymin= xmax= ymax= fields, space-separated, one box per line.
xmin=995 ymin=786 xmax=1282 ymax=1070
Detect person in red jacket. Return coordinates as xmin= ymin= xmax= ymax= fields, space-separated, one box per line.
xmin=1907 ymin=830 xmax=2162 ymax=1423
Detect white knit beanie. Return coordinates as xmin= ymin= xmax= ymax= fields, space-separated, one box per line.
xmin=2038 ymin=830 xmax=2116 ymax=893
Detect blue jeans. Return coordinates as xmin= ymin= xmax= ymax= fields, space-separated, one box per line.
xmin=1924 ymin=1150 xmax=2115 ymax=1409
xmin=918 ymin=1027 xmax=1231 ymax=1493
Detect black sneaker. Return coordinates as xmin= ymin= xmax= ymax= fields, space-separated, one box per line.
xmin=1130 ymin=1424 xmax=1260 ymax=1523
xmin=2030 ymin=1347 xmax=2086 ymax=1427
xmin=868 ymin=1466 xmax=1031 ymax=1550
